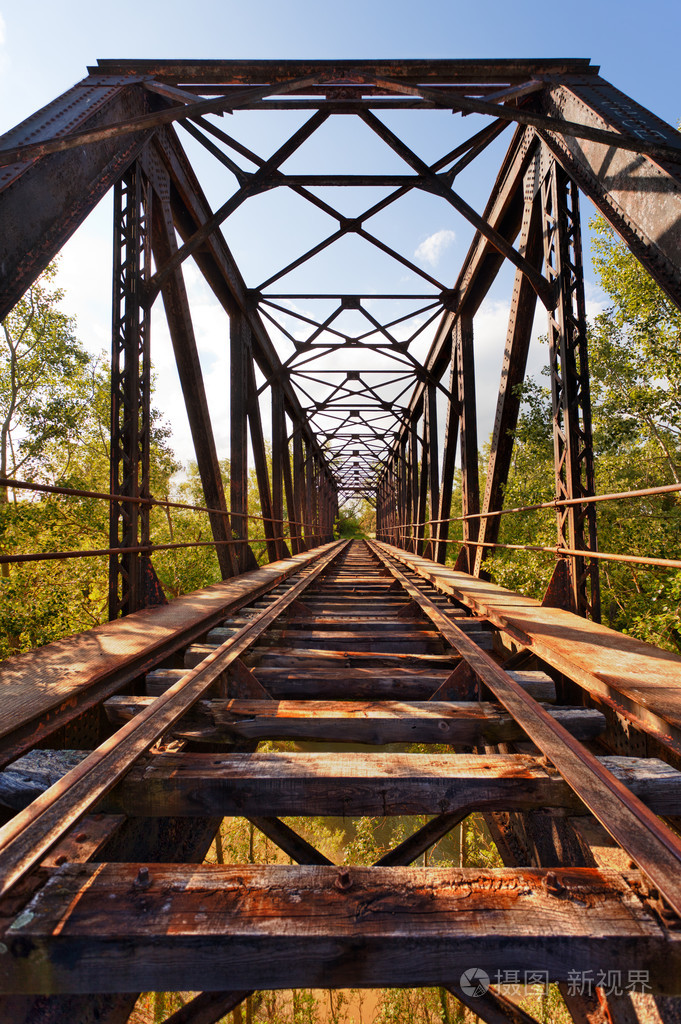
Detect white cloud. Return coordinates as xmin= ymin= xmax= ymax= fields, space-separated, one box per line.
xmin=414 ymin=229 xmax=456 ymax=267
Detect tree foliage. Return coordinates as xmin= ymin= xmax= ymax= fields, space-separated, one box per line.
xmin=0 ymin=263 xmax=91 ymax=488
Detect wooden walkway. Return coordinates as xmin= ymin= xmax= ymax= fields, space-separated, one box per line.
xmin=2 ymin=539 xmax=681 ymax=1022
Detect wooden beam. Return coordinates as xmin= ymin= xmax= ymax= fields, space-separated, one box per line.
xmin=0 ymin=548 xmax=331 ymax=769
xmin=371 ymin=540 xmax=681 ymax=918
xmin=3 ymin=864 xmax=678 ymax=994
xmin=103 ymin=697 xmax=606 ymax=746
xmin=101 ymin=751 xmax=681 ymax=818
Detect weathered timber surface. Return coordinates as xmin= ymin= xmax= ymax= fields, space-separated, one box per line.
xmin=197 ymin=630 xmax=447 ymax=657
xmin=98 ymin=751 xmax=681 ymax=817
xmin=145 ymin=668 xmax=452 ymax=701
xmin=0 ymin=543 xmax=337 ymax=761
xmin=379 ymin=543 xmax=681 ymax=743
xmin=248 ymin=648 xmax=457 ymax=665
xmin=2 ymin=864 xmax=678 ymax=995
xmin=103 ymin=696 xmax=606 ymax=745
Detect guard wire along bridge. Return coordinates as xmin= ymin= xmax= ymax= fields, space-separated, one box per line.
xmin=1 ymin=58 xmax=681 ymax=1024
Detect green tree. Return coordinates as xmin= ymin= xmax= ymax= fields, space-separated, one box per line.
xmin=0 ymin=271 xmax=186 ymax=656
xmin=591 ymin=217 xmax=681 ymax=482
xmin=0 ymin=263 xmax=92 ymax=494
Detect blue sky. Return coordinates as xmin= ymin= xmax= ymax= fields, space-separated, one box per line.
xmin=0 ymin=0 xmax=678 ymax=472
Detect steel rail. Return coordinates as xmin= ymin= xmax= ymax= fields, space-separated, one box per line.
xmin=368 ymin=538 xmax=681 ymax=918
xmin=0 ymin=540 xmax=347 ymax=898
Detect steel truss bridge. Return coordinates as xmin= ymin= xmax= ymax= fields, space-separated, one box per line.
xmin=1 ymin=58 xmax=681 ymax=1024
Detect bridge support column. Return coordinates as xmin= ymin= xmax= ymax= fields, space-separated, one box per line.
xmin=541 ymin=157 xmax=600 ymax=620
xmin=108 ymin=162 xmax=152 ymax=619
xmin=453 ymin=313 xmax=480 ymax=573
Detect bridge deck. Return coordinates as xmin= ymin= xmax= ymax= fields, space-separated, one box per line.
xmin=1 ymin=539 xmax=681 ymax=1010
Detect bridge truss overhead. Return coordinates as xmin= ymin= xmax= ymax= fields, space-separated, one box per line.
xmin=2 ymin=58 xmax=681 ymax=1024
xmin=2 ymin=58 xmax=681 ymax=617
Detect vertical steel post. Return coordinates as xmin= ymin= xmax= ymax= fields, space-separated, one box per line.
xmin=454 ymin=313 xmax=480 ymax=573
xmin=435 ymin=336 xmax=460 ymax=564
xmin=109 ymin=163 xmax=151 ymax=620
xmin=541 ymin=157 xmax=600 ymax=620
xmin=398 ymin=436 xmax=408 ymax=549
xmin=293 ymin=425 xmax=308 ymax=551
xmin=415 ymin=411 xmax=429 ymax=557
xmin=474 ymin=171 xmax=543 ymax=578
xmin=246 ymin=358 xmax=279 ymax=564
xmin=409 ymin=421 xmax=419 ymax=553
xmin=148 ymin=165 xmax=236 ymax=581
xmin=271 ymin=383 xmax=290 ymax=559
xmin=425 ymin=382 xmax=440 ymax=560
xmin=230 ymin=313 xmax=253 ymax=573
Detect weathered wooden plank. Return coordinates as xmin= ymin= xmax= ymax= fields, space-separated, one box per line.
xmin=2 ymin=865 xmax=677 ymax=995
xmin=210 ymin=618 xmax=432 ymax=637
xmin=40 ymin=815 xmax=127 ymax=869
xmin=188 ymin=638 xmax=446 ymax=665
xmin=103 ymin=697 xmax=606 ymax=746
xmin=146 ymin=668 xmax=451 ymax=701
xmin=250 ymin=647 xmax=456 ymax=665
xmin=100 ymin=752 xmax=681 ymax=818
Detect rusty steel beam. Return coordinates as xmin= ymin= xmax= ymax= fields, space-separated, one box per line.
xmin=108 ymin=164 xmax=152 ymax=619
xmin=540 ymin=75 xmax=681 ymax=311
xmin=271 ymin=384 xmax=291 ymax=560
xmin=541 ymin=157 xmax=600 ymax=620
xmin=246 ymin=356 xmax=280 ymax=564
xmin=434 ymin=341 xmax=460 ymax=563
xmin=88 ymin=58 xmax=599 ymax=84
xmin=145 ymin=156 xmax=237 ymax=579
xmin=473 ymin=177 xmax=544 ymax=577
xmin=149 ymin=127 xmax=334 ymax=483
xmin=387 ymin=125 xmax=538 ymax=466
xmin=453 ymin=314 xmax=480 ymax=573
xmin=0 ymin=79 xmax=152 ymax=320
xmin=230 ymin=314 xmax=256 ymax=574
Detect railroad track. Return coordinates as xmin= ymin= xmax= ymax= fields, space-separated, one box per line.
xmin=2 ymin=538 xmax=681 ymax=1018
